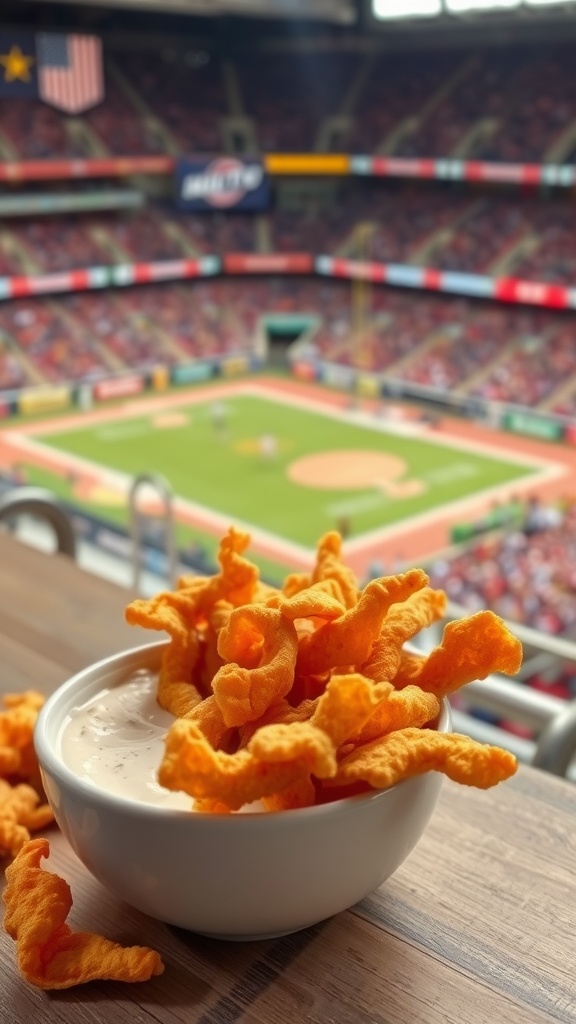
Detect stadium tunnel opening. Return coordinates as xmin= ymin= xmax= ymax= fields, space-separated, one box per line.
xmin=263 ymin=314 xmax=320 ymax=370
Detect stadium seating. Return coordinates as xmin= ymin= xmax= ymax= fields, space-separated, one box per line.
xmin=0 ymin=300 xmax=110 ymax=382
xmin=3 ymin=186 xmax=576 ymax=285
xmin=0 ymin=337 xmax=30 ymax=390
xmin=2 ymin=275 xmax=575 ymax=416
xmin=0 ymin=99 xmax=85 ymax=159
xmin=1 ymin=43 xmax=576 ymax=412
xmin=427 ymin=495 xmax=576 ymax=637
xmin=1 ymin=45 xmax=576 ymax=163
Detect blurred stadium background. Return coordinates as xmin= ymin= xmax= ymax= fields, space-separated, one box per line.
xmin=2 ymin=0 xmax=576 ymax=773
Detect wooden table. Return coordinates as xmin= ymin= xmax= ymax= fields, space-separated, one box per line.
xmin=0 ymin=534 xmax=575 ymax=1024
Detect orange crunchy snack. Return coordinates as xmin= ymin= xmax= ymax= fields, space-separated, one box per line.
xmin=3 ymin=838 xmax=164 ymax=989
xmin=0 ymin=690 xmax=46 ymax=788
xmin=0 ymin=780 xmax=54 ymax=859
xmin=0 ymin=690 xmax=54 ymax=854
xmin=126 ymin=527 xmax=523 ymax=812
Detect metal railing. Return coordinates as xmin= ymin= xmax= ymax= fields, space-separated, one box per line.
xmin=0 ymin=486 xmax=77 ymax=559
xmin=128 ymin=472 xmax=177 ymax=593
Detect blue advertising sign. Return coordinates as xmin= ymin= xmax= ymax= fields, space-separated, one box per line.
xmin=175 ymin=156 xmax=271 ymax=211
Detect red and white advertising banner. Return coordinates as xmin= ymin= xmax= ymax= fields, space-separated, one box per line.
xmin=93 ymin=376 xmax=144 ymax=401
xmin=0 ymin=253 xmax=575 ymax=315
xmin=223 ymin=253 xmax=314 ymax=274
xmin=0 ymin=156 xmax=174 ymax=182
xmin=1 ymin=152 xmax=575 ymax=188
xmin=350 ymin=155 xmax=576 ymax=188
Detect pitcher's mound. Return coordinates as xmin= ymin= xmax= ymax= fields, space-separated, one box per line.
xmin=288 ymin=450 xmax=424 ymax=496
xmin=152 ymin=413 xmax=189 ymax=429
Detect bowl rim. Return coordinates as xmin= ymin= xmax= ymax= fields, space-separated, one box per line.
xmin=35 ymin=639 xmax=451 ymax=824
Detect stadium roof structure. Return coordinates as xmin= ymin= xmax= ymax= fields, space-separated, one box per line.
xmin=5 ymin=0 xmax=357 ymax=23
xmin=6 ymin=0 xmax=576 ymax=50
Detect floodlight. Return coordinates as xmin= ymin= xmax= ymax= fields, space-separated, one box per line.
xmin=373 ymin=0 xmax=442 ymax=19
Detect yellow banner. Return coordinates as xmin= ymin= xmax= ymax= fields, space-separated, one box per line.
xmin=223 ymin=357 xmax=248 ymax=377
xmin=152 ymin=365 xmax=170 ymax=391
xmin=19 ymin=386 xmax=71 ymax=416
xmin=356 ymin=375 xmax=380 ymax=398
xmin=265 ymin=154 xmax=350 ymax=176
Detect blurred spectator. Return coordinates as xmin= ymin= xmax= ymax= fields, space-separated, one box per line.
xmin=428 ymin=496 xmax=576 ymax=636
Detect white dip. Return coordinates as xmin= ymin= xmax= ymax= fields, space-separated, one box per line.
xmin=60 ymin=669 xmax=192 ymax=810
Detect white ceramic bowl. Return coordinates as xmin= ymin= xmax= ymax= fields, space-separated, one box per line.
xmin=35 ymin=641 xmax=450 ymax=940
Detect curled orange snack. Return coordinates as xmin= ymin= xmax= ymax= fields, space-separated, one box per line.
xmin=212 ymin=606 xmax=299 ymax=727
xmin=125 ymin=527 xmax=279 ymax=716
xmin=310 ymin=673 xmax=394 ymax=748
xmin=326 ymin=727 xmax=518 ymax=791
xmin=395 ymin=610 xmax=523 ymax=696
xmin=351 ymin=685 xmax=441 ymax=747
xmin=0 ymin=690 xmax=45 ymax=786
xmin=3 ymin=838 xmax=164 ymax=989
xmin=282 ymin=531 xmax=359 ymax=610
xmin=125 ymin=590 xmax=204 ymax=716
xmin=360 ymin=586 xmax=447 ymax=683
xmin=158 ymin=719 xmax=336 ymax=811
xmin=296 ymin=570 xmax=428 ymax=676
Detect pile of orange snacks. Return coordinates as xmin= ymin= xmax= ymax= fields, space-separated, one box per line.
xmin=0 ymin=685 xmax=163 ymax=988
xmin=2 ymin=527 xmax=522 ymax=989
xmin=126 ymin=527 xmax=522 ymax=813
xmin=0 ymin=691 xmax=53 ymax=859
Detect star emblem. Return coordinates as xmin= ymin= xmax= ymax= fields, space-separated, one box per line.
xmin=0 ymin=45 xmax=35 ymax=83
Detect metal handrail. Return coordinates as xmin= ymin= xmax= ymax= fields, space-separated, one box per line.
xmin=128 ymin=472 xmax=177 ymax=593
xmin=0 ymin=486 xmax=77 ymax=559
xmin=459 ymin=675 xmax=565 ymax=729
xmin=531 ymin=702 xmax=576 ymax=777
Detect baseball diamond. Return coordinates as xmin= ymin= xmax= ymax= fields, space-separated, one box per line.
xmin=0 ymin=378 xmax=566 ymax=581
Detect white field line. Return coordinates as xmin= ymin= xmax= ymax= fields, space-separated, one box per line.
xmin=5 ymin=381 xmax=249 ymax=438
xmin=342 ymin=461 xmax=566 ymax=555
xmin=10 ymin=377 xmax=559 ymax=472
xmin=5 ymin=378 xmax=567 ymax=564
xmin=6 ymin=433 xmax=138 ymax=491
xmin=241 ymin=383 xmax=568 ymax=552
xmin=6 ymin=432 xmax=315 ymax=566
xmin=241 ymin=382 xmax=558 ymax=471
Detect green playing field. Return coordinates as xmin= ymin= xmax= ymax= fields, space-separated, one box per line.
xmin=35 ymin=393 xmax=536 ymax=547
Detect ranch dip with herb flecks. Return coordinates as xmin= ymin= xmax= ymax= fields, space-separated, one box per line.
xmin=60 ymin=670 xmax=193 ymax=810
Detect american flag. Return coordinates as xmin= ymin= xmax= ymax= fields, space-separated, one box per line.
xmin=36 ymin=33 xmax=103 ymax=115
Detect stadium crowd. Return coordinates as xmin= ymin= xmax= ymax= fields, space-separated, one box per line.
xmin=424 ymin=494 xmax=576 ymax=716
xmin=0 ymin=279 xmax=263 ymax=387
xmin=3 ymin=185 xmax=576 ymax=286
xmin=2 ymin=277 xmax=576 ymax=417
xmin=2 ymin=44 xmax=576 ymax=162
xmin=428 ymin=493 xmax=576 ymax=634
xmin=0 ymin=301 xmax=109 ymax=383
xmin=426 ymin=493 xmax=576 ymax=711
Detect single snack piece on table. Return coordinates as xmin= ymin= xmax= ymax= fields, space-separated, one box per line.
xmin=3 ymin=838 xmax=164 ymax=989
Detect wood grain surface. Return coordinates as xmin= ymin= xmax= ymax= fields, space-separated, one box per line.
xmin=0 ymin=533 xmax=575 ymax=1024
xmin=0 ymin=532 xmax=151 ymax=693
